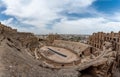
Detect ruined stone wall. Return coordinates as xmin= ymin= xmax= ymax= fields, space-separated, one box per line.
xmin=53 ymin=40 xmax=91 ymax=56
xmin=83 ymin=47 xmax=92 ymax=56
xmin=0 ymin=23 xmax=17 ymax=34
xmin=0 ymin=23 xmax=39 ymax=51
xmin=47 ymin=34 xmax=61 ymax=43
xmin=88 ymin=31 xmax=120 ymax=51
xmin=88 ymin=32 xmax=105 ymax=49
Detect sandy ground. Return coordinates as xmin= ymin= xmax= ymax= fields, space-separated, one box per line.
xmin=40 ymin=46 xmax=79 ymax=63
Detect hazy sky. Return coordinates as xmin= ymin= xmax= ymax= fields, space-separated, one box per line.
xmin=0 ymin=0 xmax=120 ymax=34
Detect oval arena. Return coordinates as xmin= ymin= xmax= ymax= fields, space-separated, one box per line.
xmin=40 ymin=46 xmax=79 ymax=63
xmin=36 ymin=40 xmax=99 ymax=69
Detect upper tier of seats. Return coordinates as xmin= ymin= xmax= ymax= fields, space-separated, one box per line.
xmin=52 ymin=40 xmax=90 ymax=55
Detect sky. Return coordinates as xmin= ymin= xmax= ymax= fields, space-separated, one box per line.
xmin=0 ymin=0 xmax=120 ymax=34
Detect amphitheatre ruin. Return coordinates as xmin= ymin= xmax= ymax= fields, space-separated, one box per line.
xmin=0 ymin=22 xmax=120 ymax=77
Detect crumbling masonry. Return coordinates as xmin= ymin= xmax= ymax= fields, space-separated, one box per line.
xmin=88 ymin=31 xmax=120 ymax=51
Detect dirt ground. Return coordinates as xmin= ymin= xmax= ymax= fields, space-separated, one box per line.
xmin=40 ymin=46 xmax=79 ymax=63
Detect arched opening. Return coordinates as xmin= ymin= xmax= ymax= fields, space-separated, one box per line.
xmin=90 ymin=47 xmax=93 ymax=54
xmin=61 ymin=64 xmax=64 ymax=67
xmin=80 ymin=54 xmax=82 ymax=57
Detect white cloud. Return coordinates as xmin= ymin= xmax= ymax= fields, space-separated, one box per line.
xmin=0 ymin=18 xmax=20 ymax=30
xmin=1 ymin=0 xmax=95 ymax=26
xmin=52 ymin=17 xmax=120 ymax=34
xmin=1 ymin=18 xmax=14 ymax=26
xmin=112 ymin=12 xmax=120 ymax=21
xmin=1 ymin=0 xmax=120 ymax=34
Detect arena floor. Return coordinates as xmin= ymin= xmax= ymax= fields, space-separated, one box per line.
xmin=40 ymin=46 xmax=79 ymax=63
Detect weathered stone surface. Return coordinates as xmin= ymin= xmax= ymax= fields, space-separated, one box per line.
xmin=87 ymin=32 xmax=120 ymax=77
xmin=0 ymin=23 xmax=120 ymax=77
xmin=0 ymin=23 xmax=80 ymax=77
